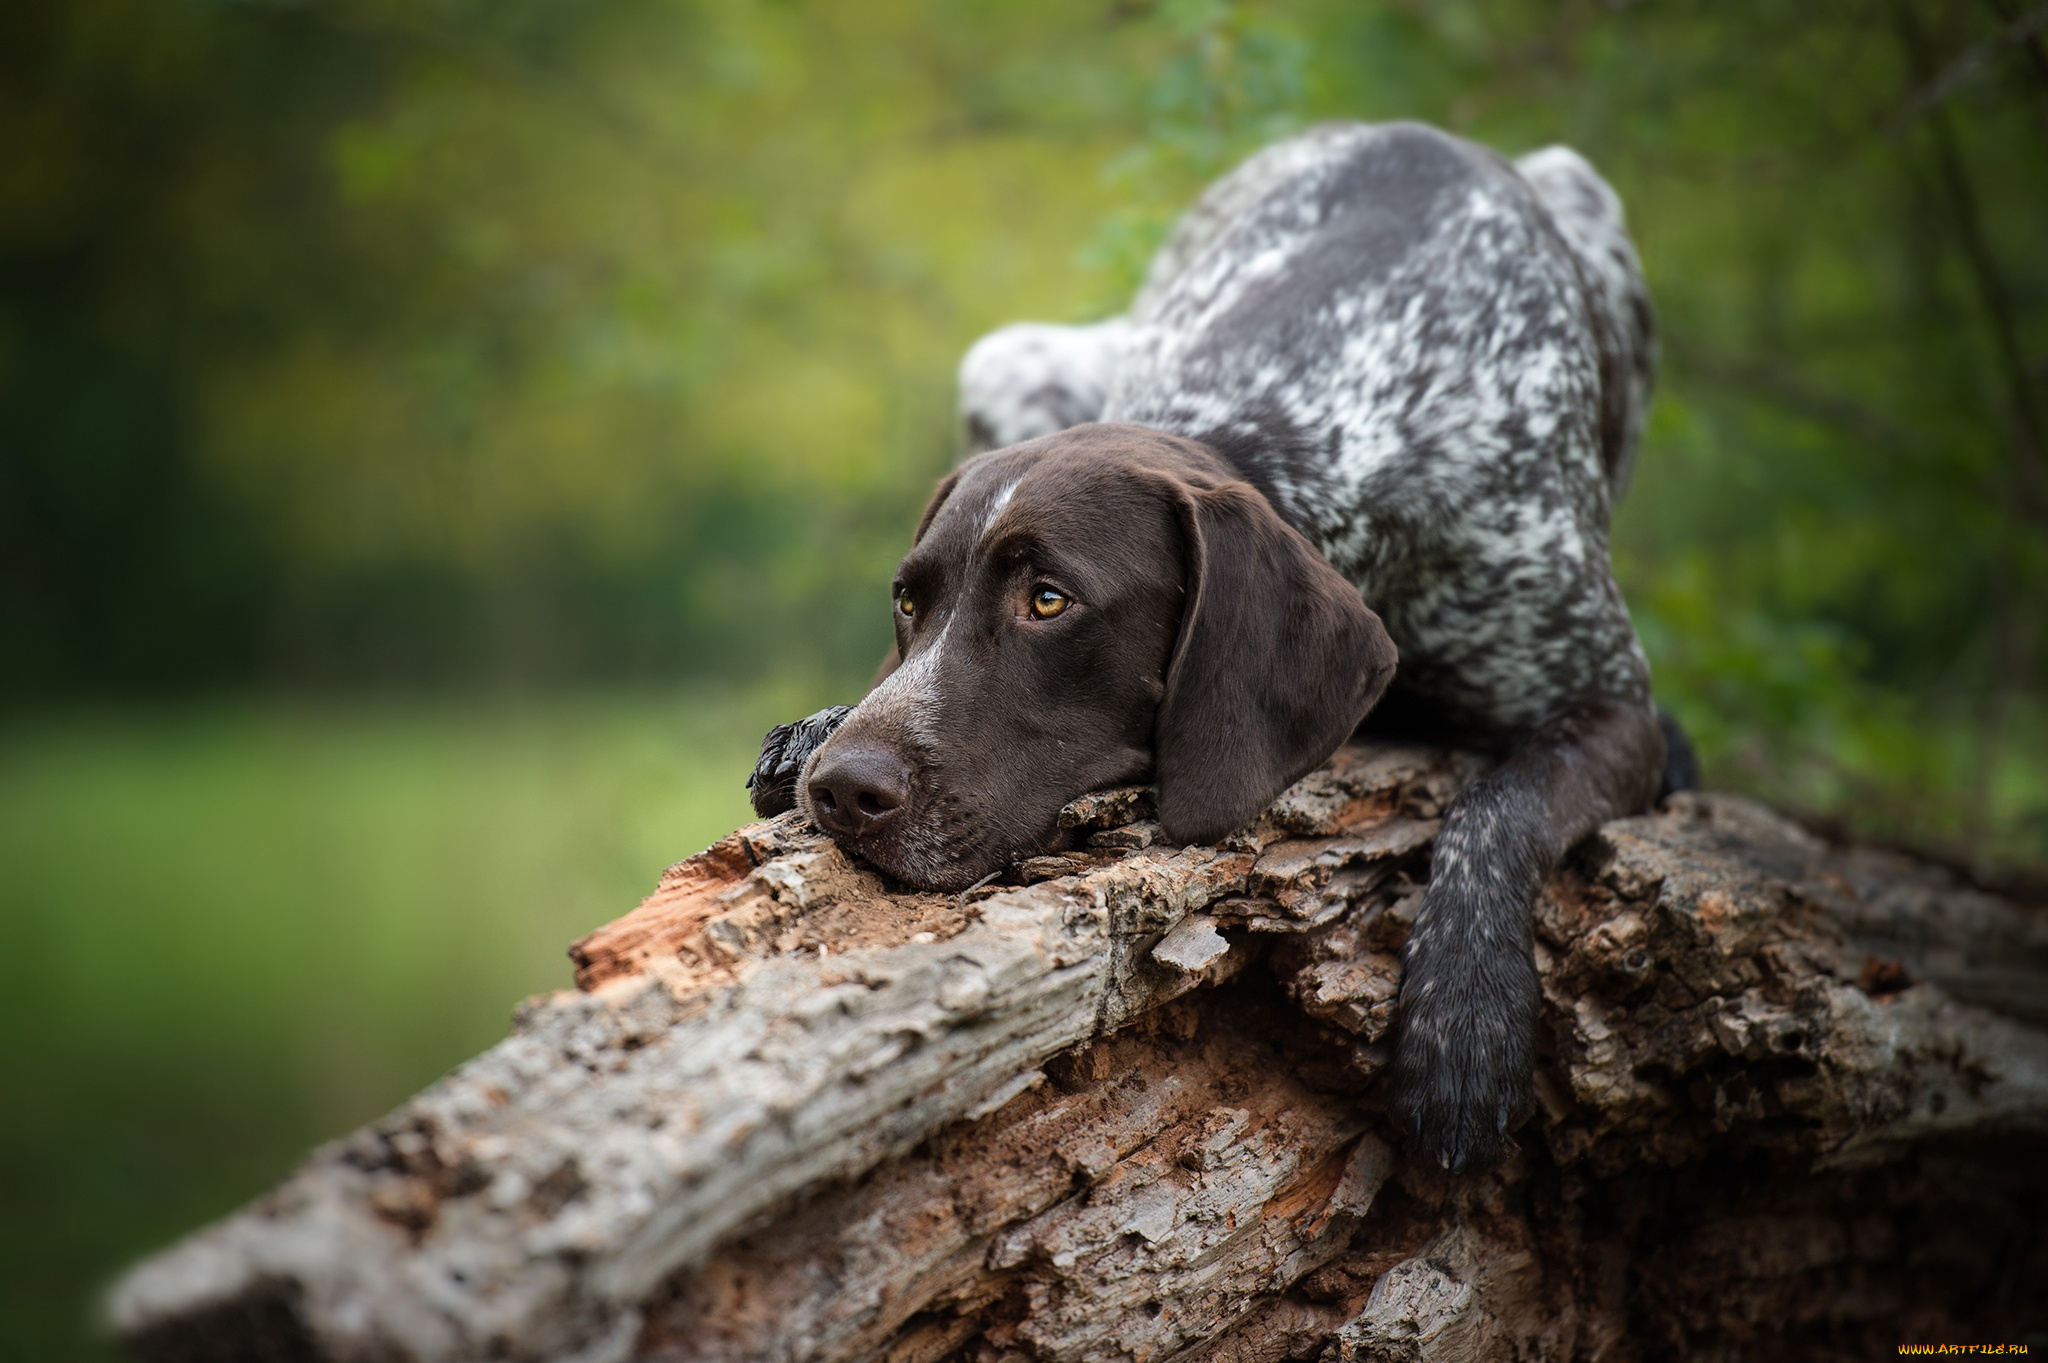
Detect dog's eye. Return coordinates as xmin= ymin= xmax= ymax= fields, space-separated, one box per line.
xmin=896 ymin=591 xmax=915 ymax=619
xmin=1029 ymin=588 xmax=1069 ymax=619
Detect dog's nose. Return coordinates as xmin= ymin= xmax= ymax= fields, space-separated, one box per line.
xmin=807 ymin=744 xmax=910 ymax=838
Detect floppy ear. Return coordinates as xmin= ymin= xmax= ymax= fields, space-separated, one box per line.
xmin=912 ymin=470 xmax=961 ymax=544
xmin=1155 ymin=480 xmax=1397 ymax=844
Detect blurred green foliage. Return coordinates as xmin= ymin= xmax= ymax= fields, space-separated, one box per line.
xmin=4 ymin=0 xmax=2044 ymax=864
xmin=2 ymin=2 xmax=2046 ymax=1356
xmin=0 ymin=689 xmax=825 ymax=1361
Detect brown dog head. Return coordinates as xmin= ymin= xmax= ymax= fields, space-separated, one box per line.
xmin=798 ymin=423 xmax=1397 ymax=890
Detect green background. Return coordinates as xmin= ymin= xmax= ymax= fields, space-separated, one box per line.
xmin=3 ymin=1 xmax=2044 ymax=1356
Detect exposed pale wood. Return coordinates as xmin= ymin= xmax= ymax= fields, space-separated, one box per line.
xmin=108 ymin=743 xmax=2048 ymax=1362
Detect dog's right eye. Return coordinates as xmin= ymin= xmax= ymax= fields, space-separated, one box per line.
xmin=1029 ymin=588 xmax=1069 ymax=619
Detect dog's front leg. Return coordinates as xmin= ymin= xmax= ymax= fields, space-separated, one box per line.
xmin=747 ymin=649 xmax=905 ymax=817
xmin=746 ymin=705 xmax=854 ymax=817
xmin=1392 ymin=699 xmax=1664 ymax=1170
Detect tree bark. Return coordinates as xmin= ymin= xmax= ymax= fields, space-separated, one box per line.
xmin=107 ymin=742 xmax=2048 ymax=1362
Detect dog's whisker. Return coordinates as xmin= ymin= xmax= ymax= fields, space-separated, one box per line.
xmin=955 ymin=869 xmax=1002 ymax=906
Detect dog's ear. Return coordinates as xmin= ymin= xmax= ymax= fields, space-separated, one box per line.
xmin=1155 ymin=480 xmax=1397 ymax=844
xmin=912 ymin=470 xmax=961 ymax=544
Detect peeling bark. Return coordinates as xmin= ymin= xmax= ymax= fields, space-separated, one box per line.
xmin=109 ymin=743 xmax=2048 ymax=1362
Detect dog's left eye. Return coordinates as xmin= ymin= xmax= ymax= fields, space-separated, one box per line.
xmin=1029 ymin=588 xmax=1069 ymax=619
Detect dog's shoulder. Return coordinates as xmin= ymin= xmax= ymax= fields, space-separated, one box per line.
xmin=1129 ymin=121 xmax=1382 ymax=321
xmin=1126 ymin=121 xmax=1520 ymax=334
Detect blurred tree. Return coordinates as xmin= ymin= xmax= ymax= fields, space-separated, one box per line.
xmin=0 ymin=0 xmax=1155 ymax=689
xmin=1 ymin=0 xmax=2042 ymax=865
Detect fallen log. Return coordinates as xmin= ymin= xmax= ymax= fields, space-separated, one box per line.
xmin=108 ymin=742 xmax=2048 ymax=1361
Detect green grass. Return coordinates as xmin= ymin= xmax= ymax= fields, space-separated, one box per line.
xmin=0 ymin=686 xmax=833 ymax=1362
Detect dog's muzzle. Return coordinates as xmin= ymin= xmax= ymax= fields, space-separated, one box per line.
xmin=805 ymin=741 xmax=911 ymax=840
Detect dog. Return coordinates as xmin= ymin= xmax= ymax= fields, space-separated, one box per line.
xmin=748 ymin=121 xmax=1691 ymax=1171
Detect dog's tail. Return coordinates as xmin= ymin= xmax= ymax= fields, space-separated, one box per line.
xmin=1515 ymin=146 xmax=1658 ymax=502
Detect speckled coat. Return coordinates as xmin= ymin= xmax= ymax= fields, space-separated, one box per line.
xmin=957 ymin=122 xmax=1674 ymax=1169
xmin=962 ymin=121 xmax=1657 ymax=741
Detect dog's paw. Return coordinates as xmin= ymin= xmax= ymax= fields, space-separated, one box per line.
xmin=1389 ymin=916 xmax=1539 ymax=1172
xmin=746 ymin=705 xmax=854 ymax=818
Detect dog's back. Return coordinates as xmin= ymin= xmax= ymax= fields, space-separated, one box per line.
xmin=1100 ymin=124 xmax=1654 ymax=497
xmin=1092 ymin=122 xmax=1654 ymax=737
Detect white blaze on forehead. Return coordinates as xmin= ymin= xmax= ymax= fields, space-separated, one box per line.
xmin=978 ymin=477 xmax=1023 ymax=538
